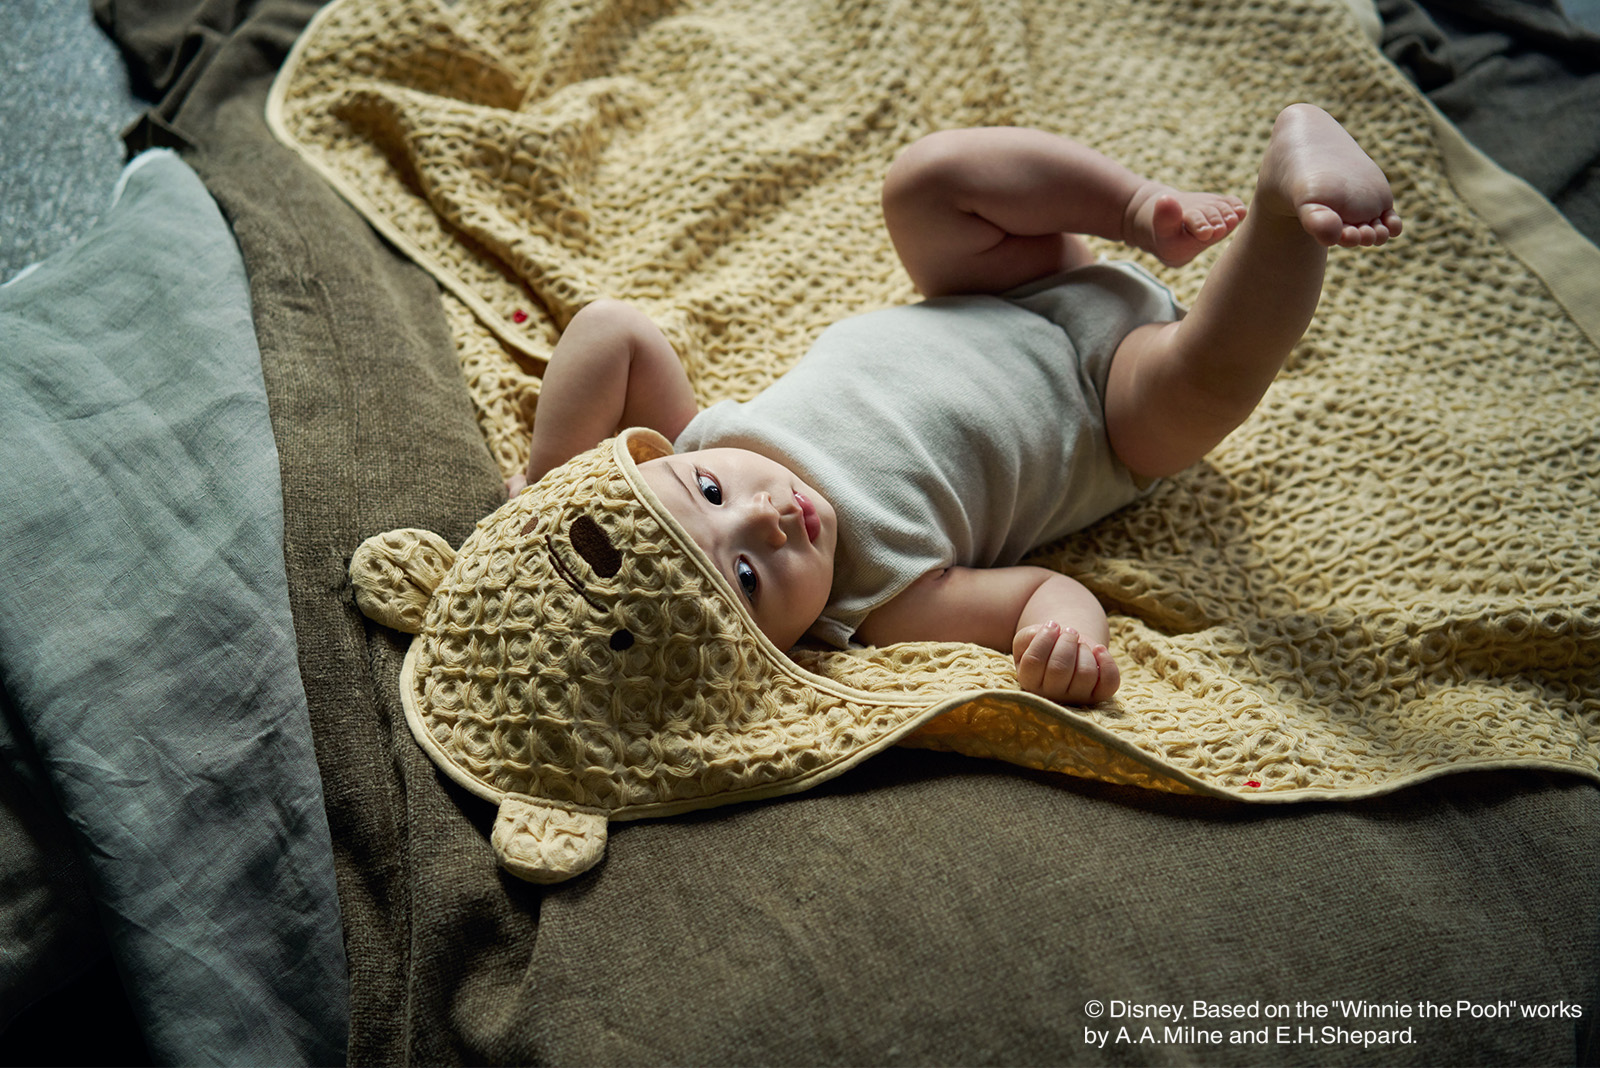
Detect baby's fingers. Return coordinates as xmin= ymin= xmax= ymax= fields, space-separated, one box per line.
xmin=1015 ymin=625 xmax=1121 ymax=705
xmin=1016 ymin=622 xmax=1095 ymax=702
xmin=1062 ymin=644 xmax=1120 ymax=704
xmin=1057 ymin=635 xmax=1105 ymax=704
xmin=1040 ymin=625 xmax=1089 ymax=699
xmin=1014 ymin=622 xmax=1064 ymax=695
xmin=1085 ymin=645 xmax=1121 ymax=703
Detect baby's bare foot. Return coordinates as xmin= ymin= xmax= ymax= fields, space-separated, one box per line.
xmin=1258 ymin=103 xmax=1402 ymax=247
xmin=1124 ymin=184 xmax=1248 ymax=267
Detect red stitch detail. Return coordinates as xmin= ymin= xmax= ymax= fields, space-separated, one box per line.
xmin=1245 ymin=780 xmax=1261 ymax=788
xmin=512 ymin=309 xmax=529 ymax=324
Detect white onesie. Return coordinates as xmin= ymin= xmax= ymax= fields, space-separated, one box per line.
xmin=675 ymin=260 xmax=1181 ymax=647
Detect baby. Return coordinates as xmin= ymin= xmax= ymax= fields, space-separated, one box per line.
xmin=506 ymin=104 xmax=1400 ymax=707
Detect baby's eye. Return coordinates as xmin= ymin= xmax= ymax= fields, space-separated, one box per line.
xmin=735 ymin=558 xmax=759 ymax=601
xmin=695 ymin=470 xmax=723 ymax=506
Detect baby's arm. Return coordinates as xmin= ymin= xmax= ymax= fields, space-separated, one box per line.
xmin=511 ymin=299 xmax=697 ymax=494
xmin=856 ymin=566 xmax=1120 ymax=705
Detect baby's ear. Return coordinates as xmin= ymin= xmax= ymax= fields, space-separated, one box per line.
xmin=349 ymin=528 xmax=457 ymax=634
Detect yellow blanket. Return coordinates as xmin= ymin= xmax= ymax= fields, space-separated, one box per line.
xmin=269 ymin=0 xmax=1600 ymax=800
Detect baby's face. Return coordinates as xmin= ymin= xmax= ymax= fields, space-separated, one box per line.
xmin=639 ymin=447 xmax=837 ymax=650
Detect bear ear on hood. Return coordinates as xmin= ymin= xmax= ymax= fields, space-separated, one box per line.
xmin=492 ymin=797 xmax=609 ymax=883
xmin=349 ymin=528 xmax=458 ymax=634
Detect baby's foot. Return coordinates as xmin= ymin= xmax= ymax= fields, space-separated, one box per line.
xmin=1124 ymin=184 xmax=1248 ymax=267
xmin=1257 ymin=103 xmax=1402 ymax=247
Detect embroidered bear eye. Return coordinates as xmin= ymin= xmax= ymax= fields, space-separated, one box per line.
xmin=695 ymin=470 xmax=723 ymax=505
xmin=569 ymin=513 xmax=621 ymax=578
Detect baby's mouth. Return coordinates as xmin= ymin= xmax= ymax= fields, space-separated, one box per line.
xmin=794 ymin=491 xmax=820 ymax=544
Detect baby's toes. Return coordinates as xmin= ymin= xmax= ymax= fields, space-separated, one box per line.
xmin=1298 ymin=202 xmax=1347 ymax=246
xmin=1183 ymin=208 xmax=1219 ymax=239
xmin=1210 ymin=196 xmax=1245 ymax=231
xmin=1344 ymin=218 xmax=1398 ymax=247
xmin=1150 ymin=194 xmax=1186 ymax=238
xmin=1339 ymin=223 xmax=1373 ymax=248
xmin=1213 ymin=198 xmax=1244 ymax=225
xmin=1190 ymin=199 xmax=1245 ymax=243
xmin=1186 ymin=204 xmax=1237 ymax=242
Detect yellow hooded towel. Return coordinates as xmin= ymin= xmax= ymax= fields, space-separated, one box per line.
xmin=349 ymin=429 xmax=1226 ymax=882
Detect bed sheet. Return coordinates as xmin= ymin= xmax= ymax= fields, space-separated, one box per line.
xmin=8 ymin=0 xmax=1594 ymax=1064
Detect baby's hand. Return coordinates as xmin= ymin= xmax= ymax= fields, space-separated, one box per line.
xmin=1012 ymin=621 xmax=1120 ymax=705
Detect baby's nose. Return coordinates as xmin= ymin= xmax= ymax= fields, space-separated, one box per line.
xmin=749 ymin=493 xmax=786 ymax=548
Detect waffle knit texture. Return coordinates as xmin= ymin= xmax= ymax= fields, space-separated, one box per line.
xmin=271 ymin=0 xmax=1600 ymax=814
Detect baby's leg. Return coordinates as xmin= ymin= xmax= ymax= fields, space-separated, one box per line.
xmin=1104 ymin=104 xmax=1400 ymax=480
xmin=882 ymin=127 xmax=1247 ymax=297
